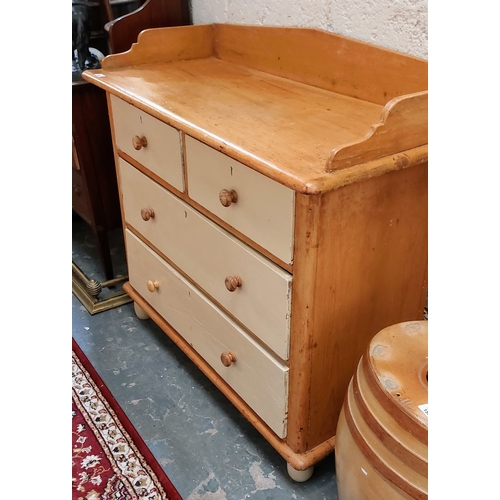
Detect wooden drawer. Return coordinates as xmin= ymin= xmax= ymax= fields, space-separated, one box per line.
xmin=72 ymin=166 xmax=91 ymax=224
xmin=185 ymin=136 xmax=295 ymax=265
xmin=110 ymin=95 xmax=185 ymax=192
xmin=119 ymin=158 xmax=292 ymax=359
xmin=126 ymin=229 xmax=289 ymax=438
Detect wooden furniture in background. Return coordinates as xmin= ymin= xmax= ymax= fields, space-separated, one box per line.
xmin=105 ymin=0 xmax=191 ymax=54
xmin=72 ymin=0 xmax=191 ymax=291
xmin=72 ymin=80 xmax=121 ymax=280
xmin=83 ymin=24 xmax=428 ymax=480
xmin=85 ymin=0 xmax=145 ymax=55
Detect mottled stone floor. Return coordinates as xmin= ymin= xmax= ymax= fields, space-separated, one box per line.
xmin=72 ymin=213 xmax=339 ymax=499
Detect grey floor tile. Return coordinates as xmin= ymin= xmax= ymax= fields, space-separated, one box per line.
xmin=72 ymin=214 xmax=339 ymax=499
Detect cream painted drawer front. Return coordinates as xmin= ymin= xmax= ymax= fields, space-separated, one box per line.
xmin=119 ymin=159 xmax=292 ymax=360
xmin=126 ymin=230 xmax=289 ymax=438
xmin=110 ymin=95 xmax=184 ymax=192
xmin=185 ymin=136 xmax=295 ymax=265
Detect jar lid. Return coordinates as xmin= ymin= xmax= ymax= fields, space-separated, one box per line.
xmin=365 ymin=320 xmax=428 ymax=438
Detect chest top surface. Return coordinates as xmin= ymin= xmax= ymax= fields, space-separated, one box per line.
xmin=83 ymin=24 xmax=428 ymax=194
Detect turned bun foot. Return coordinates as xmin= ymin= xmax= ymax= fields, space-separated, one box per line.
xmin=134 ymin=302 xmax=150 ymax=320
xmin=286 ymin=463 xmax=314 ymax=482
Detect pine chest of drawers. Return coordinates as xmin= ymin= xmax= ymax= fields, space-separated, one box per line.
xmin=83 ymin=23 xmax=428 ymax=480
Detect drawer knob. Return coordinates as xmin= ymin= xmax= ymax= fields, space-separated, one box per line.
xmin=220 ymin=351 xmax=236 ymax=367
xmin=219 ymin=189 xmax=238 ymax=207
xmin=225 ymin=276 xmax=242 ymax=292
xmin=141 ymin=208 xmax=155 ymax=221
xmin=132 ymin=135 xmax=148 ymax=150
xmin=147 ymin=280 xmax=159 ymax=293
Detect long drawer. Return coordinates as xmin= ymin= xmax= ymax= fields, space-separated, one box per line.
xmin=110 ymin=95 xmax=185 ymax=192
xmin=185 ymin=136 xmax=295 ymax=265
xmin=119 ymin=158 xmax=292 ymax=360
xmin=126 ymin=230 xmax=289 ymax=438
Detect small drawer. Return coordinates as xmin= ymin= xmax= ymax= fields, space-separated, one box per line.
xmin=119 ymin=159 xmax=292 ymax=360
xmin=110 ymin=95 xmax=184 ymax=192
xmin=126 ymin=230 xmax=289 ymax=438
xmin=185 ymin=136 xmax=295 ymax=265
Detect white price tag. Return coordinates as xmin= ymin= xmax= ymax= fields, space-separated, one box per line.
xmin=418 ymin=403 xmax=428 ymax=416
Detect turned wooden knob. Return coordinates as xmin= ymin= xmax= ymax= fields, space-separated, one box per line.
xmin=220 ymin=351 xmax=236 ymax=367
xmin=141 ymin=208 xmax=155 ymax=221
xmin=147 ymin=280 xmax=159 ymax=293
xmin=132 ymin=135 xmax=148 ymax=150
xmin=219 ymin=189 xmax=238 ymax=207
xmin=225 ymin=276 xmax=242 ymax=292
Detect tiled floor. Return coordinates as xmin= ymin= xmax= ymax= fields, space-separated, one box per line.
xmin=72 ymin=213 xmax=339 ymax=499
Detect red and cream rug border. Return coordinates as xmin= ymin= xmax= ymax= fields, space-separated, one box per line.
xmin=72 ymin=338 xmax=182 ymax=499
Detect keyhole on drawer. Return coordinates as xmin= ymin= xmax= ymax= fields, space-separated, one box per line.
xmin=184 ymin=211 xmax=188 ymax=219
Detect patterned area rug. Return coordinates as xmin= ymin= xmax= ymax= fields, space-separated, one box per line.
xmin=72 ymin=339 xmax=182 ymax=499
